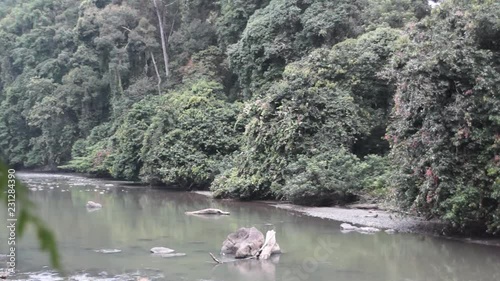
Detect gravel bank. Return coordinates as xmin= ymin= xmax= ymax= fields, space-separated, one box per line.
xmin=272 ymin=203 xmax=444 ymax=234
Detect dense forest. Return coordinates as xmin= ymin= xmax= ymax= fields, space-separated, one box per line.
xmin=0 ymin=0 xmax=499 ymax=235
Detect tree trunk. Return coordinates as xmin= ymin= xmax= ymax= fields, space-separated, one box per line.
xmin=258 ymin=230 xmax=279 ymax=260
xmin=152 ymin=0 xmax=169 ymax=79
xmin=150 ymin=52 xmax=162 ymax=95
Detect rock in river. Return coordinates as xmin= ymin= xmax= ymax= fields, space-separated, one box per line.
xmin=94 ymin=249 xmax=122 ymax=254
xmin=358 ymin=227 xmax=381 ymax=233
xmin=86 ymin=201 xmax=102 ymax=209
xmin=150 ymin=247 xmax=175 ymax=254
xmin=340 ymin=223 xmax=358 ymax=231
xmin=153 ymin=253 xmax=187 ymax=258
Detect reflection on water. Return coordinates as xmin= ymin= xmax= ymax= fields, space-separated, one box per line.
xmin=0 ymin=173 xmax=499 ymax=281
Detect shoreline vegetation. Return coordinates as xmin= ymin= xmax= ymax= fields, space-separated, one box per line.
xmin=1 ymin=0 xmax=500 ymax=237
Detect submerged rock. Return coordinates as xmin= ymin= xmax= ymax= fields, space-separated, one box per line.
xmin=340 ymin=223 xmax=358 ymax=231
xmin=340 ymin=223 xmax=381 ymax=234
xmin=185 ymin=208 xmax=230 ymax=215
xmin=153 ymin=253 xmax=187 ymax=258
xmin=94 ymin=249 xmax=122 ymax=254
xmin=358 ymin=227 xmax=381 ymax=233
xmin=150 ymin=247 xmax=175 ymax=254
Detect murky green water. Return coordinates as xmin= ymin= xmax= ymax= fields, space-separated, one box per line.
xmin=1 ymin=173 xmax=500 ymax=281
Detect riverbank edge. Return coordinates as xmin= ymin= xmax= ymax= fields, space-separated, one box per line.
xmin=16 ymin=172 xmax=500 ymax=247
xmin=193 ymin=191 xmax=500 ymax=247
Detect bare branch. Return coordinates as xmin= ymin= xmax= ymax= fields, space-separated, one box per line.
xmin=209 ymin=252 xmax=223 ymax=264
xmin=121 ymin=26 xmax=132 ymax=32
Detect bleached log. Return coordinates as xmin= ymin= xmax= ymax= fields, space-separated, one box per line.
xmin=257 ymin=230 xmax=281 ymax=259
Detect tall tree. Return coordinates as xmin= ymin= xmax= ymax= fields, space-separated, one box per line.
xmin=152 ymin=0 xmax=170 ymax=79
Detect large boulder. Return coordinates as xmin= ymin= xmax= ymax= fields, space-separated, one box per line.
xmin=221 ymin=227 xmax=264 ymax=258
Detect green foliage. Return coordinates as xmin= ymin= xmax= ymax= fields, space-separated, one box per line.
xmin=59 ymin=122 xmax=114 ymax=176
xmin=108 ymin=99 xmax=156 ymax=180
xmin=281 ymin=149 xmax=363 ymax=205
xmin=364 ymin=0 xmax=430 ymax=30
xmin=0 ymin=0 xmax=160 ymax=168
xmin=139 ymin=80 xmax=243 ymax=187
xmin=212 ymin=28 xmax=400 ymax=203
xmin=2 ymin=0 xmax=500 ymax=235
xmin=66 ymin=79 xmax=243 ymax=189
xmin=216 ymin=0 xmax=270 ymax=48
xmin=228 ymin=0 xmax=364 ymax=96
xmin=386 ymin=0 xmax=500 ymax=234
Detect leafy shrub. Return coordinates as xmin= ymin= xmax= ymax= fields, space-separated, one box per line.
xmin=139 ymin=80 xmax=243 ymax=188
xmin=281 ymin=149 xmax=361 ymax=205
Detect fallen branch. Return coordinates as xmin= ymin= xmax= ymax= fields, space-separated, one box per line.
xmin=209 ymin=252 xmax=222 ymax=264
xmin=208 ymin=253 xmax=256 ymax=264
xmin=186 ymin=208 xmax=230 ymax=215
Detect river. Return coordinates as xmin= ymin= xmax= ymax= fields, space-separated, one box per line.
xmin=1 ymin=173 xmax=500 ymax=281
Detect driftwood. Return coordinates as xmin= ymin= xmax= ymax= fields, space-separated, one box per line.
xmin=256 ymin=230 xmax=281 ymax=259
xmin=185 ymin=208 xmax=230 ymax=215
xmin=211 ymin=229 xmax=280 ymax=264
xmin=209 ymin=252 xmax=224 ymax=264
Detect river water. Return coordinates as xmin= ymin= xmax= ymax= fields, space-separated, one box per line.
xmin=1 ymin=173 xmax=500 ymax=281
